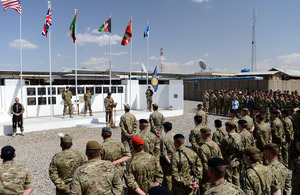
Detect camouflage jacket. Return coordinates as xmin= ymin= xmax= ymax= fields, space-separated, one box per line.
xmin=104 ymin=97 xmax=114 ymax=111
xmin=253 ymin=122 xmax=271 ymax=151
xmin=69 ymin=158 xmax=123 ymax=195
xmin=161 ymin=131 xmax=176 ymax=159
xmin=49 ymin=148 xmax=86 ymax=193
xmin=62 ymin=91 xmax=72 ymax=102
xmin=282 ymin=117 xmax=294 ymax=143
xmin=145 ymin=89 xmax=153 ymax=99
xmin=0 ymin=160 xmax=33 ymax=195
xmin=196 ymin=110 xmax=208 ymax=126
xmin=271 ymin=117 xmax=284 ymax=145
xmin=241 ymin=115 xmax=254 ymax=131
xmin=231 ymin=117 xmax=239 ymax=132
xmin=119 ymin=112 xmax=138 ymax=137
xmin=125 ymin=151 xmax=163 ymax=193
xmin=203 ymin=180 xmax=245 ymax=195
xmin=137 ymin=130 xmax=160 ymax=159
xmin=292 ymin=155 xmax=300 ymax=194
xmin=239 ymin=129 xmax=255 ymax=149
xmin=189 ymin=124 xmax=204 ymax=154
xmin=149 ymin=110 xmax=165 ymax=135
xmin=83 ymin=92 xmax=92 ymax=102
xmin=212 ymin=128 xmax=228 ymax=147
xmin=220 ymin=132 xmax=243 ymax=165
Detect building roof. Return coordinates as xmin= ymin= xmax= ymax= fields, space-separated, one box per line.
xmin=269 ymin=68 xmax=300 ymax=77
xmin=235 ymin=71 xmax=279 ymax=77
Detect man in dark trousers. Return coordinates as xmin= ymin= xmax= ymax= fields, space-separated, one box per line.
xmin=10 ymin=97 xmax=25 ymax=137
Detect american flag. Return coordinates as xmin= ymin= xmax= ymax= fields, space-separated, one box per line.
xmin=1 ymin=0 xmax=21 ymax=14
xmin=42 ymin=1 xmax=52 ymax=37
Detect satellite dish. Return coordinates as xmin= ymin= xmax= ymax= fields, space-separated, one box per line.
xmin=199 ymin=61 xmax=207 ymax=70
xmin=141 ymin=63 xmax=147 ymax=73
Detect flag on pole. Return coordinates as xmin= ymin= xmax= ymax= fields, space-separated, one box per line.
xmin=42 ymin=1 xmax=52 ymax=37
xmin=98 ymin=18 xmax=111 ymax=33
xmin=69 ymin=12 xmax=77 ymax=43
xmin=1 ymin=0 xmax=21 ymax=14
xmin=121 ymin=20 xmax=132 ymax=46
xmin=144 ymin=23 xmax=149 ymax=38
xmin=151 ymin=66 xmax=158 ymax=92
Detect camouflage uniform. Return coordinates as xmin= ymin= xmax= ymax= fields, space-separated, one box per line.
xmin=241 ymin=115 xmax=254 ymax=131
xmin=217 ymin=93 xmax=223 ymax=115
xmin=104 ymin=96 xmax=114 ymax=124
xmin=137 ymin=129 xmax=160 ymax=159
xmin=62 ymin=90 xmax=73 ymax=117
xmin=69 ymin=158 xmax=123 ymax=194
xmin=189 ymin=124 xmax=204 ymax=154
xmin=221 ymin=132 xmax=243 ymax=186
xmin=203 ymin=93 xmax=209 ymax=112
xmin=49 ymin=148 xmax=86 ymax=194
xmin=231 ymin=117 xmax=239 ymax=132
xmin=239 ymin=129 xmax=255 ymax=149
xmin=262 ymin=98 xmax=272 ymax=121
xmin=292 ymin=155 xmax=300 ymax=194
xmin=10 ymin=103 xmax=25 ymax=134
xmin=210 ymin=94 xmax=217 ymax=114
xmin=149 ymin=110 xmax=165 ymax=136
xmin=282 ymin=117 xmax=294 ymax=167
xmin=0 ymin=160 xmax=33 ymax=195
xmin=171 ymin=146 xmax=203 ymax=195
xmin=223 ymin=94 xmax=231 ymax=116
xmin=119 ymin=112 xmax=138 ymax=150
xmin=125 ymin=150 xmax=163 ymax=194
xmin=203 ymin=180 xmax=245 ymax=195
xmin=160 ymin=131 xmax=176 ymax=190
xmin=145 ymin=89 xmax=153 ymax=112
xmin=196 ymin=110 xmax=208 ymax=127
xmin=267 ymin=159 xmax=291 ymax=195
xmin=101 ymin=138 xmax=132 ymax=178
xmin=253 ymin=122 xmax=272 ymax=151
xmin=83 ymin=91 xmax=92 ymax=116
xmin=271 ymin=117 xmax=285 ymax=162
xmin=198 ymin=140 xmax=223 ymax=192
xmin=212 ymin=127 xmax=228 ymax=148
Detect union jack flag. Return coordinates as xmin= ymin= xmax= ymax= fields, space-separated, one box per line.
xmin=0 ymin=0 xmax=21 ymax=14
xmin=42 ymin=1 xmax=52 ymax=37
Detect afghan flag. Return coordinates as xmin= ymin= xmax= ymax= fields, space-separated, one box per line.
xmin=121 ymin=20 xmax=132 ymax=46
xmin=98 ymin=18 xmax=111 ymax=33
xmin=69 ymin=12 xmax=77 ymax=43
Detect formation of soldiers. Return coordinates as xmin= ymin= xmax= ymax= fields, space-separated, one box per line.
xmin=1 ymin=88 xmax=300 ymax=195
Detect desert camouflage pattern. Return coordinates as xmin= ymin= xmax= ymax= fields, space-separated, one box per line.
xmin=149 ymin=110 xmax=165 ymax=136
xmin=119 ymin=112 xmax=138 ymax=150
xmin=189 ymin=124 xmax=204 ymax=154
xmin=212 ymin=127 xmax=228 ymax=148
xmin=239 ymin=129 xmax=255 ymax=149
xmin=203 ymin=180 xmax=245 ymax=195
xmin=137 ymin=129 xmax=160 ymax=159
xmin=196 ymin=110 xmax=208 ymax=127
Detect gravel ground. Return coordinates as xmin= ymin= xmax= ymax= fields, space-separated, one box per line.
xmin=0 ymin=100 xmax=231 ymax=195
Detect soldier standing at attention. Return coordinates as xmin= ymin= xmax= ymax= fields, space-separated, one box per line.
xmin=149 ymin=103 xmax=165 ymax=137
xmin=203 ymin=158 xmax=245 ymax=195
xmin=119 ymin=104 xmax=138 ymax=150
xmin=62 ymin=86 xmax=73 ymax=119
xmin=212 ymin=119 xmax=228 ymax=148
xmin=69 ymin=141 xmax=123 ymax=194
xmin=223 ymin=91 xmax=231 ymax=116
xmin=238 ymin=120 xmax=255 ymax=149
xmin=254 ymin=114 xmax=271 ymax=152
xmin=241 ymin=108 xmax=254 ymax=133
xmin=101 ymin=127 xmax=131 ymax=178
xmin=0 ymin=146 xmax=34 ymax=194
xmin=291 ymin=137 xmax=300 ymax=194
xmin=83 ymin=88 xmax=93 ymax=117
xmin=189 ymin=115 xmax=204 ymax=154
xmin=270 ymin=110 xmax=285 ymax=163
xmin=145 ymin=86 xmax=153 ymax=112
xmin=104 ymin=92 xmax=114 ymax=125
xmin=202 ymin=90 xmax=209 ymax=112
xmin=125 ymin=136 xmax=163 ymax=194
xmin=196 ymin=104 xmax=208 ymax=127
xmin=171 ymin=134 xmax=202 ymax=195
xmin=49 ymin=134 xmax=86 ymax=195
xmin=281 ymin=110 xmax=293 ymax=167
xmin=230 ymin=109 xmax=239 ymax=132
xmin=10 ymin=97 xmax=25 ymax=136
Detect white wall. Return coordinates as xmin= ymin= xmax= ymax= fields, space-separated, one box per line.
xmin=169 ymin=80 xmax=183 ymax=110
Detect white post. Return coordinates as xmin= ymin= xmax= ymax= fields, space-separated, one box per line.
xmin=129 ymin=17 xmax=132 ymax=106
xmin=109 ymin=14 xmax=112 ymax=91
xmin=49 ymin=27 xmax=53 ymax=118
xmin=146 ymin=20 xmax=149 ymax=86
xmin=74 ymin=9 xmax=78 ymax=117
xmin=20 ymin=12 xmax=23 ymax=103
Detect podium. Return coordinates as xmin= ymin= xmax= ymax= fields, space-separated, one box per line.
xmin=108 ymin=102 xmax=118 ymax=128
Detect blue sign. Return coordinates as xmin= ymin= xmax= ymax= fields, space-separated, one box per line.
xmin=194 ymin=84 xmax=198 ymax=89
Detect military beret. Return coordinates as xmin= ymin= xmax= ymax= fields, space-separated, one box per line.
xmin=197 ymin=104 xmax=203 ymax=107
xmin=255 ymin=114 xmax=263 ymax=118
xmin=1 ymin=146 xmax=15 ymax=155
xmin=230 ymin=109 xmax=237 ymax=114
xmin=132 ymin=136 xmax=144 ymax=146
xmin=61 ymin=134 xmax=73 ymax=143
xmin=66 ymin=86 xmax=70 ymax=89
xmin=124 ymin=104 xmax=130 ymax=110
xmin=108 ymin=92 xmax=111 ymax=95
xmin=102 ymin=127 xmax=112 ymax=134
xmin=238 ymin=120 xmax=248 ymax=125
xmin=194 ymin=115 xmax=202 ymax=120
xmin=225 ymin=121 xmax=235 ymax=128
xmin=243 ymin=147 xmax=261 ymax=155
xmin=86 ymin=141 xmax=102 ymax=150
xmin=153 ymin=103 xmax=158 ymax=107
xmin=264 ymin=143 xmax=279 ymax=150
xmin=273 ymin=103 xmax=280 ymax=109
xmin=139 ymin=119 xmax=148 ymax=124
xmin=163 ymin=122 xmax=172 ymax=129
xmin=149 ymin=186 xmax=172 ymax=195
xmin=286 ymin=105 xmax=293 ymax=109
xmin=200 ymin=127 xmax=211 ymax=133
xmin=253 ymin=107 xmax=260 ymax=111
xmin=174 ymin=134 xmax=185 ymax=140
xmin=86 ymin=88 xmax=90 ymax=90
xmin=207 ymin=158 xmax=227 ymax=167
xmin=271 ymin=110 xmax=280 ymax=115
xmin=242 ymin=108 xmax=249 ymax=112
xmin=281 ymin=110 xmax=289 ymax=115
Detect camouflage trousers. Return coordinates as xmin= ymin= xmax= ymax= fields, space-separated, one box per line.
xmin=292 ymin=174 xmax=300 ymax=195
xmin=161 ymin=160 xmax=172 ymax=191
xmin=223 ymin=103 xmax=230 ymax=116
xmin=225 ymin=163 xmax=240 ymax=187
xmin=106 ymin=110 xmax=112 ymax=124
xmin=63 ymin=101 xmax=72 ymax=116
xmin=121 ymin=134 xmax=133 ymax=151
xmin=203 ymin=101 xmax=208 ymax=112
xmin=147 ymin=99 xmax=152 ymax=112
xmin=84 ymin=101 xmax=92 ymax=115
xmin=281 ymin=143 xmax=289 ymax=167
xmin=216 ymin=105 xmax=222 ymax=115
xmin=210 ymin=104 xmax=216 ymax=114
xmin=172 ymin=183 xmax=197 ymax=195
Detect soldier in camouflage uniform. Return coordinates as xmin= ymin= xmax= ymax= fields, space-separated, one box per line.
xmin=137 ymin=119 xmax=160 ymax=159
xmin=253 ymin=114 xmax=272 ymax=151
xmin=196 ymin=104 xmax=208 ymax=127
xmin=160 ymin=122 xmax=175 ymax=190
xmin=10 ymin=97 xmax=25 ymax=136
xmin=0 ymin=145 xmax=34 ymax=195
xmin=252 ymin=107 xmax=260 ymax=127
xmin=292 ymin=137 xmax=300 ymax=195
xmin=101 ymin=127 xmax=132 ymax=178
xmin=104 ymin=92 xmax=114 ymax=124
xmin=212 ymin=119 xmax=228 ymax=148
xmin=83 ymin=88 xmax=93 ymax=117
xmin=282 ymin=110 xmax=294 ymax=167
xmin=49 ymin=134 xmax=86 ymax=195
xmin=204 ymin=158 xmax=245 ymax=195
xmin=241 ymin=147 xmax=271 ymax=195
xmin=241 ymin=108 xmax=254 ymax=132
xmin=216 ymin=92 xmax=223 ymax=115
xmin=203 ymin=90 xmax=209 ymax=112
xmin=238 ymin=120 xmax=255 ymax=149
xmin=230 ymin=109 xmax=239 ymax=132
xmin=264 ymin=143 xmax=291 ymax=195
xmin=119 ymin=104 xmax=138 ymax=150
xmin=125 ymin=136 xmax=163 ymax=194
xmin=149 ymin=103 xmax=165 ymax=137
xmin=223 ymin=91 xmax=231 ymax=116
xmin=271 ymin=110 xmax=285 ymax=163
xmin=189 ymin=115 xmax=204 ymax=154
xmin=198 ymin=127 xmax=223 ymax=192
xmin=69 ymin=141 xmax=123 ymax=194
xmin=145 ymin=86 xmax=153 ymax=112
xmin=210 ymin=92 xmax=217 ymax=114
xmin=171 ymin=134 xmax=202 ymax=195
xmin=262 ymin=94 xmax=272 ymax=122
xmin=221 ymin=121 xmax=243 ymax=186
xmin=62 ymin=86 xmax=73 ymax=119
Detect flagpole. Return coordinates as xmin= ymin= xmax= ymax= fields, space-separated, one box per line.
xmin=74 ymin=9 xmax=78 ymax=117
xmin=49 ymin=24 xmax=53 ymax=118
xmin=129 ymin=17 xmax=132 ymax=106
xmin=146 ymin=19 xmax=149 ymax=86
xmin=20 ymin=9 xmax=23 ymax=103
xmin=109 ymin=15 xmax=112 ymax=91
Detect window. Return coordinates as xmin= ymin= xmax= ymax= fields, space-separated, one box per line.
xmin=95 ymin=87 xmax=102 ymax=94
xmin=118 ymin=87 xmax=123 ymax=93
xmin=38 ymin=97 xmax=47 ymax=105
xmin=27 ymin=88 xmax=36 ymax=96
xmin=111 ymin=87 xmax=116 ymax=93
xmin=38 ymin=87 xmax=46 ymax=95
xmin=27 ymin=98 xmax=36 ymax=105
xmin=48 ymin=97 xmax=56 ymax=105
xmin=69 ymin=87 xmax=76 ymax=95
xmin=78 ymin=87 xmax=84 ymax=94
xmin=57 ymin=87 xmax=65 ymax=95
xmin=47 ymin=87 xmax=56 ymax=95
xmin=86 ymin=87 xmax=94 ymax=94
xmin=103 ymin=87 xmax=109 ymax=94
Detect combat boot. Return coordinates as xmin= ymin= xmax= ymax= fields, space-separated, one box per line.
xmin=70 ymin=115 xmax=73 ymax=118
xmin=21 ymin=128 xmax=24 ymax=136
xmin=12 ymin=129 xmax=16 ymax=137
xmin=84 ymin=113 xmax=86 ymax=117
xmin=62 ymin=115 xmax=65 ymax=119
xmin=90 ymin=112 xmax=93 ymax=116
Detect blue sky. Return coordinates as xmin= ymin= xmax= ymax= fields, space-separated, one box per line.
xmin=1 ymin=0 xmax=300 ymax=73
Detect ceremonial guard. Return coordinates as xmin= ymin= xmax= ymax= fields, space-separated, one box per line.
xmin=145 ymin=86 xmax=153 ymax=112
xmin=104 ymin=92 xmax=114 ymax=125
xmin=83 ymin=88 xmax=93 ymax=117
xmin=62 ymin=86 xmax=73 ymax=119
xmin=10 ymin=97 xmax=25 ymax=136
xmin=149 ymin=103 xmax=165 ymax=137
